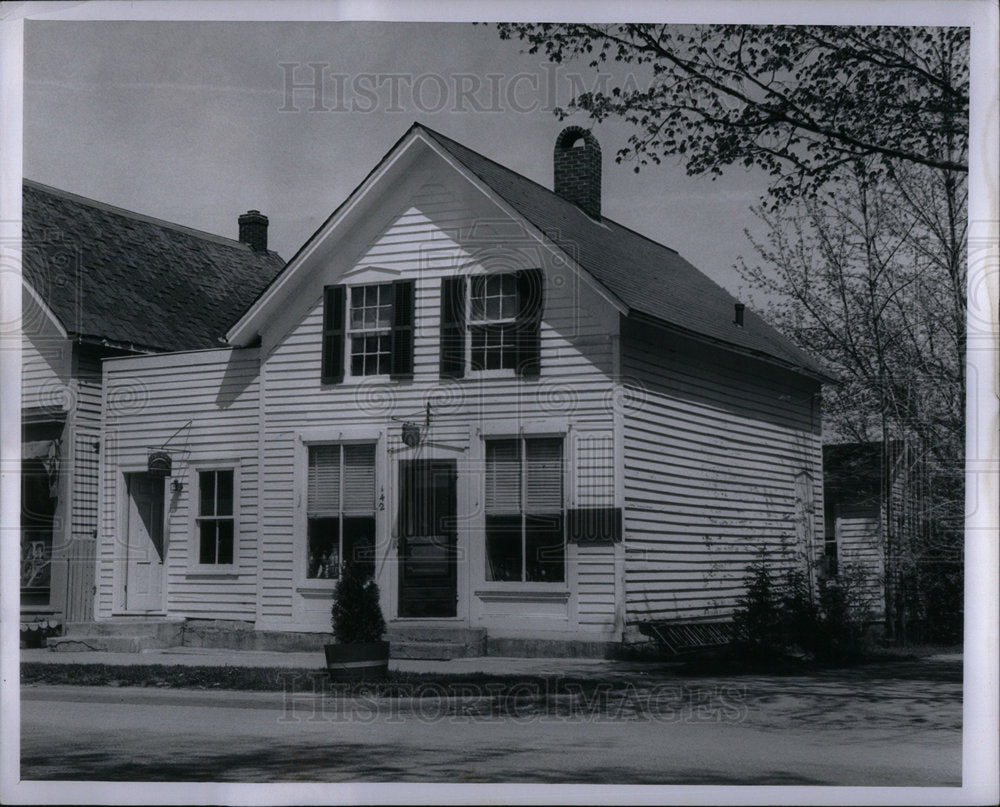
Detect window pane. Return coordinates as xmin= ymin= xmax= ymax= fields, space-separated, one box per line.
xmin=525 ymin=438 xmax=563 ymax=512
xmin=199 ymin=471 xmax=215 ymax=517
xmin=343 ymin=516 xmax=376 ymax=579
xmin=470 ymin=325 xmax=487 ymax=370
xmin=351 ymin=287 xmax=364 ymax=308
xmin=343 ymin=444 xmax=376 ymax=513
xmin=484 ymin=439 xmax=520 ymax=513
xmin=308 ymin=517 xmax=340 ymax=579
xmin=525 ymin=513 xmax=564 ymax=582
xmin=215 ymin=470 xmax=234 ymax=517
xmin=485 ymin=514 xmax=522 ymax=581
xmin=486 ymin=296 xmax=500 ymax=320
xmin=199 ymin=521 xmax=217 ymax=564
xmin=308 ymin=445 xmax=341 ymax=515
xmin=216 ymin=520 xmax=234 ymax=565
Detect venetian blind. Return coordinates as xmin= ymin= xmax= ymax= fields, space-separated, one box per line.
xmin=525 ymin=438 xmax=563 ymax=513
xmin=343 ymin=444 xmax=376 ymax=514
xmin=307 ymin=445 xmax=340 ymax=515
xmin=484 ymin=439 xmax=520 ymax=514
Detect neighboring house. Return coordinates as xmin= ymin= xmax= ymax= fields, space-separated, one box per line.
xmin=20 ymin=180 xmax=283 ymax=634
xmin=823 ymin=440 xmax=926 ymax=617
xmin=95 ymin=123 xmax=832 ymax=655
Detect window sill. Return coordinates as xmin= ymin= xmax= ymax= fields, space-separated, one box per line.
xmin=474 ymin=588 xmax=571 ymax=603
xmin=185 ymin=568 xmax=240 ymax=579
xmin=296 ymin=583 xmax=338 ymax=597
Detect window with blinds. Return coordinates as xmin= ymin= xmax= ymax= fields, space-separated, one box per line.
xmin=484 ymin=436 xmax=564 ymax=583
xmin=307 ymin=443 xmax=377 ymax=579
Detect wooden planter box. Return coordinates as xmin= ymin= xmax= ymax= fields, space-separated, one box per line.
xmin=324 ymin=640 xmax=390 ymax=681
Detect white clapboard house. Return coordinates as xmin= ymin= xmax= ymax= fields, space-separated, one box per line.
xmin=19 ymin=180 xmax=283 ymax=641
xmin=83 ymin=124 xmax=832 ymax=657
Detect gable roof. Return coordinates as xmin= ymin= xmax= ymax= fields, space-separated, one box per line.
xmin=227 ymin=122 xmax=831 ymax=382
xmin=419 ymin=125 xmax=831 ymax=381
xmin=22 ymin=180 xmax=285 ymax=353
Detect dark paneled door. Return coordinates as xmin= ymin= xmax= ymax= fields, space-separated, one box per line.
xmin=398 ymin=459 xmax=457 ymax=618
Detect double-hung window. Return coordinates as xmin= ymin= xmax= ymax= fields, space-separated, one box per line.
xmin=348 ymin=284 xmax=393 ymax=376
xmin=307 ymin=443 xmax=377 ymax=579
xmin=197 ymin=470 xmax=235 ymax=565
xmin=469 ymin=274 xmax=518 ymax=371
xmin=484 ymin=436 xmax=565 ymax=582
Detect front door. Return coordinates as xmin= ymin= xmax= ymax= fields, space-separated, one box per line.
xmin=124 ymin=472 xmax=165 ymax=612
xmin=398 ymin=459 xmax=457 ymax=618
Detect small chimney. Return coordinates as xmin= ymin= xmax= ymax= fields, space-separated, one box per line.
xmin=554 ymin=126 xmax=601 ymax=219
xmin=734 ymin=302 xmax=745 ymax=327
xmin=238 ymin=210 xmax=268 ymax=252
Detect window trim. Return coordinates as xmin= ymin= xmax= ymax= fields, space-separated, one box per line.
xmin=481 ymin=431 xmax=568 ymax=586
xmin=296 ymin=430 xmax=382 ymax=590
xmin=467 ymin=272 xmax=519 ymax=375
xmin=346 ymin=281 xmax=394 ymax=378
xmin=187 ymin=462 xmax=240 ymax=573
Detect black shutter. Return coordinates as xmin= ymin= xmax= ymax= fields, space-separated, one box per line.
xmin=390 ymin=280 xmax=415 ymax=379
xmin=440 ymin=276 xmax=466 ymax=379
xmin=515 ymin=268 xmax=543 ymax=377
xmin=321 ymin=285 xmax=345 ymax=384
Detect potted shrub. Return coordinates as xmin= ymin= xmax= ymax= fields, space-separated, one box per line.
xmin=324 ymin=560 xmax=389 ymax=680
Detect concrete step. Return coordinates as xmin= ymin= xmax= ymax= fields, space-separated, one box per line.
xmin=387 ymin=625 xmax=487 ymax=660
xmin=62 ymin=619 xmax=184 ymax=643
xmin=46 ymin=635 xmax=177 ymax=653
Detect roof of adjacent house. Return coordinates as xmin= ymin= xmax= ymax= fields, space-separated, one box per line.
xmin=419 ymin=125 xmax=832 ymax=381
xmin=22 ymin=180 xmax=285 ymax=353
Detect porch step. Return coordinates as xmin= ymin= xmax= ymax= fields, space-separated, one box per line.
xmin=46 ymin=635 xmax=176 ymax=653
xmin=387 ymin=626 xmax=487 ymax=660
xmin=48 ymin=619 xmax=185 ymax=652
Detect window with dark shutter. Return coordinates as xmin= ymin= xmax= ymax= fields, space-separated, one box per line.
xmin=515 ymin=268 xmax=543 ymax=377
xmin=390 ymin=280 xmax=415 ymax=378
xmin=440 ymin=276 xmax=466 ymax=378
xmin=321 ymin=285 xmax=346 ymax=384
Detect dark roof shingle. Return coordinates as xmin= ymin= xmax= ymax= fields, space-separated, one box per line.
xmin=421 ymin=125 xmax=830 ymax=380
xmin=22 ymin=180 xmax=285 ymax=352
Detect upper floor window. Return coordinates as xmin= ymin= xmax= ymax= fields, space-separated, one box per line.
xmin=349 ymin=284 xmax=393 ymax=376
xmin=197 ymin=469 xmax=235 ymax=565
xmin=469 ymin=274 xmax=518 ymax=371
xmin=440 ymin=268 xmax=543 ymax=380
xmin=484 ymin=436 xmax=565 ymax=583
xmin=321 ymin=280 xmax=414 ymax=383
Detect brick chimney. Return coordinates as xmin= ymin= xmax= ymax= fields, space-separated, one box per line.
xmin=553 ymin=126 xmax=601 ymax=219
xmin=238 ymin=210 xmax=268 ymax=252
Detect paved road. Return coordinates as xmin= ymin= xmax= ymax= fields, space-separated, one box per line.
xmin=20 ymin=660 xmax=961 ymax=785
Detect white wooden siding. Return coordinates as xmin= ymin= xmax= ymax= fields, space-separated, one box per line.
xmin=258 ymin=172 xmax=620 ymax=635
xmin=833 ymin=505 xmax=885 ymax=613
xmin=64 ymin=349 xmax=102 ymax=620
xmin=21 ymin=294 xmax=71 ymax=413
xmin=99 ymin=349 xmax=260 ymax=620
xmin=621 ymin=319 xmax=824 ymax=626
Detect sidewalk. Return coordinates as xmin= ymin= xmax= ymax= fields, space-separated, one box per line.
xmin=20 ymin=646 xmax=675 ymax=679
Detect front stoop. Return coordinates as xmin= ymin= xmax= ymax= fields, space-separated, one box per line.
xmin=46 ymin=619 xmax=184 ymax=652
xmin=387 ymin=626 xmax=487 ymax=660
xmin=45 ymin=619 xmax=329 ymax=654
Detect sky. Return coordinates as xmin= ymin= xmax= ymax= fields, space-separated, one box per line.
xmin=23 ymin=20 xmax=770 ymax=299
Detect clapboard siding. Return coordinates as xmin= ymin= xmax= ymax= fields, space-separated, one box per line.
xmin=99 ymin=349 xmax=260 ymax=620
xmin=621 ymin=318 xmax=824 ymax=626
xmin=21 ymin=294 xmax=71 ymax=412
xmin=62 ymin=348 xmax=103 ymax=620
xmin=258 ymin=175 xmax=619 ymax=634
xmin=832 ymin=505 xmax=885 ymax=610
